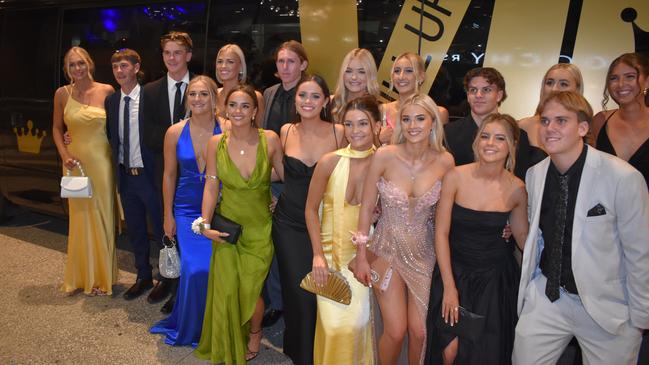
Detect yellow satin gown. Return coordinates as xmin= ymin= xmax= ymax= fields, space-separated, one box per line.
xmin=61 ymin=94 xmax=117 ymax=295
xmin=314 ymin=146 xmax=374 ymax=365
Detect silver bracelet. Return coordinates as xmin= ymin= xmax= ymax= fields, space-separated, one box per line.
xmin=205 ymin=174 xmax=218 ymax=180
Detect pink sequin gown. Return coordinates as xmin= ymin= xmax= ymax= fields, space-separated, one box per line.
xmin=369 ymin=177 xmax=441 ymax=332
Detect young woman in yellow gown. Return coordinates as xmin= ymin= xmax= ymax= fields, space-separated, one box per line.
xmin=52 ymin=46 xmax=117 ymax=296
xmin=305 ymin=95 xmax=382 ymax=364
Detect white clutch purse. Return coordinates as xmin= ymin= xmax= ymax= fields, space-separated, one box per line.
xmin=60 ymin=162 xmax=92 ymax=198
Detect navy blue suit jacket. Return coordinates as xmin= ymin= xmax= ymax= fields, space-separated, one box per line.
xmin=105 ymin=87 xmax=157 ymax=191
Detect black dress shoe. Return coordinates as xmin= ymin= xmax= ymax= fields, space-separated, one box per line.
xmin=160 ymin=295 xmax=176 ymax=314
xmin=123 ymin=279 xmax=153 ymax=300
xmin=262 ymin=309 xmax=283 ymax=327
xmin=147 ymin=279 xmax=172 ymax=304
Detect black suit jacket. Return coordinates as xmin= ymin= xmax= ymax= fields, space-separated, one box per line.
xmin=142 ymin=73 xmax=194 ymax=153
xmin=141 ymin=73 xmax=195 ymax=195
xmin=105 ymin=87 xmax=157 ymax=190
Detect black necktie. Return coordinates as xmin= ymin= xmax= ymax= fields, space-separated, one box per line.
xmin=173 ymin=81 xmax=184 ymax=123
xmin=545 ymin=175 xmax=569 ymax=302
xmin=123 ymin=96 xmax=131 ymax=169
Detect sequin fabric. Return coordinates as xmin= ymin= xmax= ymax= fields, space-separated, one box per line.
xmin=369 ymin=177 xmax=441 ymax=322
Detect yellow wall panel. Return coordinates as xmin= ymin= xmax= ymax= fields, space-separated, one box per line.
xmin=572 ymin=0 xmax=649 ymax=112
xmin=483 ymin=0 xmax=570 ymax=119
xmin=299 ymin=0 xmax=358 ymax=89
xmin=376 ymin=0 xmax=471 ymax=102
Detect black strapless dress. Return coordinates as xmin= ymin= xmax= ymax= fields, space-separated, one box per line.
xmin=272 ymin=155 xmax=317 ymax=365
xmin=425 ymin=203 xmax=519 ymax=365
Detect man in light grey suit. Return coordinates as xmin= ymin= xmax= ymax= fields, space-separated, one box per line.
xmin=512 ymin=91 xmax=649 ymax=364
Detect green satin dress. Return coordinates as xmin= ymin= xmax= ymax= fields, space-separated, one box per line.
xmin=195 ymin=129 xmax=273 ymax=364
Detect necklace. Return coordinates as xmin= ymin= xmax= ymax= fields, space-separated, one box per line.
xmin=240 ymin=149 xmax=245 ymax=155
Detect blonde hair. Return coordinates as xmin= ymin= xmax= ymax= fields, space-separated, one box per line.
xmin=389 ymin=52 xmax=425 ymax=95
xmin=160 ymin=31 xmax=193 ymax=52
xmin=535 ymin=63 xmax=584 ymax=114
xmin=215 ymin=44 xmax=247 ymax=84
xmin=63 ymin=46 xmax=95 ymax=83
xmin=391 ymin=93 xmax=445 ymax=151
xmin=185 ymin=75 xmax=219 ymax=116
xmin=332 ymin=48 xmax=380 ymax=122
xmin=472 ymin=113 xmax=520 ymax=172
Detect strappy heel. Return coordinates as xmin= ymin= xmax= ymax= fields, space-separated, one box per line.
xmin=246 ymin=328 xmax=262 ymax=362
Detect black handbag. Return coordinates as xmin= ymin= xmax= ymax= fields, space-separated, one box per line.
xmin=436 ymin=306 xmax=486 ymax=342
xmin=211 ymin=213 xmax=242 ymax=244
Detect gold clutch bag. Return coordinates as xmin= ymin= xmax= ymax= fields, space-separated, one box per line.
xmin=300 ymin=270 xmax=352 ymax=305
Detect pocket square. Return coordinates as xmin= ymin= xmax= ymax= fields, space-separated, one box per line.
xmin=587 ymin=203 xmax=606 ymax=217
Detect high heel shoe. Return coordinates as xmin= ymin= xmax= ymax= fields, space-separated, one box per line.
xmin=246 ymin=328 xmax=262 ymax=361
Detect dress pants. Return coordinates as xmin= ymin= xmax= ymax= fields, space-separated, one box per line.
xmin=263 ymin=181 xmax=284 ymax=311
xmin=119 ymin=169 xmax=163 ymax=280
xmin=513 ymin=274 xmax=642 ymax=365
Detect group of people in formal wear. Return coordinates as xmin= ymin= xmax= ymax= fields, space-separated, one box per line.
xmin=51 ymin=29 xmax=649 ymax=365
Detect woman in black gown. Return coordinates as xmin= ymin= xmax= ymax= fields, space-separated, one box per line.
xmin=593 ymin=52 xmax=649 ymax=184
xmin=272 ymin=74 xmax=344 ymax=365
xmin=425 ymin=113 xmax=528 ymax=365
xmin=592 ymin=52 xmax=649 ymax=365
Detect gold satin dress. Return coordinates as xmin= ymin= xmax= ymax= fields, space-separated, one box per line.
xmin=61 ymin=96 xmax=117 ymax=295
xmin=314 ymin=146 xmax=374 ymax=365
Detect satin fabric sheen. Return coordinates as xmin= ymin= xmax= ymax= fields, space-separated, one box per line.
xmin=150 ymin=120 xmax=222 ymax=346
xmin=314 ymin=145 xmax=375 ymax=365
xmin=195 ymin=130 xmax=273 ymax=364
xmin=61 ymin=96 xmax=117 ymax=295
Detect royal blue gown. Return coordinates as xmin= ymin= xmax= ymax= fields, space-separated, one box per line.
xmin=150 ymin=120 xmax=222 ymax=347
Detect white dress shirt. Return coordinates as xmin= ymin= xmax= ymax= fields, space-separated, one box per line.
xmin=118 ymin=84 xmax=143 ymax=168
xmin=167 ymin=72 xmax=190 ymax=124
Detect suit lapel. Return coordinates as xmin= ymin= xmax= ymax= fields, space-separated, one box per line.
xmin=137 ymin=86 xmax=145 ymax=144
xmin=572 ymin=145 xmax=600 ymax=256
xmin=160 ymin=77 xmax=171 ymax=124
xmin=110 ymin=92 xmax=120 ymax=141
xmin=527 ymin=158 xmax=550 ymax=266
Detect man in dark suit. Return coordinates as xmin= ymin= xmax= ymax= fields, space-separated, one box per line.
xmin=260 ymin=40 xmax=309 ymax=327
xmin=105 ymin=49 xmax=163 ymax=300
xmin=142 ymin=31 xmax=194 ymax=314
xmin=444 ymin=67 xmax=533 ymax=180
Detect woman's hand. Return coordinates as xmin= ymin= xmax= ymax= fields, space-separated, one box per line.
xmin=442 ymin=285 xmax=460 ymax=326
xmin=351 ymin=255 xmax=372 ymax=287
xmin=63 ymin=131 xmax=72 ymax=145
xmin=312 ymin=254 xmax=329 ymax=287
xmin=502 ymin=222 xmax=512 ymax=242
xmin=378 ymin=126 xmax=393 ymax=145
xmin=269 ymin=196 xmax=278 ymax=213
xmin=202 ymin=229 xmax=230 ymax=243
xmin=63 ymin=154 xmax=78 ymax=171
xmin=163 ymin=215 xmax=176 ymax=238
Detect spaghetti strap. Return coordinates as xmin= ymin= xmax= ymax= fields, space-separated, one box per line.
xmin=604 ymin=109 xmax=617 ymax=123
xmin=332 ymin=121 xmax=339 ymax=149
xmin=283 ymin=123 xmax=295 ymax=151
